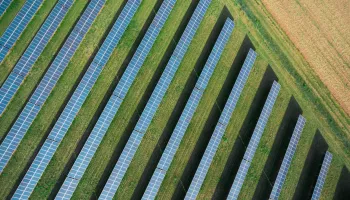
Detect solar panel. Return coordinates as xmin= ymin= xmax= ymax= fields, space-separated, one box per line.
xmin=0 ymin=0 xmax=43 ymax=64
xmin=142 ymin=18 xmax=235 ymax=200
xmin=0 ymin=0 xmax=13 ymax=17
xmin=51 ymin=0 xmax=174 ymax=199
xmin=99 ymin=0 xmax=212 ymax=199
xmin=269 ymin=115 xmax=306 ymax=200
xmin=0 ymin=0 xmax=74 ymax=116
xmin=0 ymin=0 xmax=105 ymax=174
xmin=184 ymin=49 xmax=256 ymax=200
xmin=13 ymin=1 xmax=139 ymax=199
xmin=311 ymin=151 xmax=332 ymax=200
xmin=227 ymin=81 xmax=281 ymax=200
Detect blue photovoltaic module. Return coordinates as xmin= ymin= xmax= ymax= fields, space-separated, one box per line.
xmin=0 ymin=0 xmax=74 ymax=116
xmin=0 ymin=0 xmax=43 ymax=64
xmin=227 ymin=81 xmax=280 ymax=200
xmin=0 ymin=0 xmax=105 ymax=175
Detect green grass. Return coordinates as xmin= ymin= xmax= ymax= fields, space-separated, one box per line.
xmin=0 ymin=0 xmax=348 ymax=199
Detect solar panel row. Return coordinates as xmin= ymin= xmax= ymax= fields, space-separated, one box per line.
xmin=311 ymin=151 xmax=332 ymax=200
xmin=143 ymin=17 xmax=234 ymax=200
xmin=13 ymin=1 xmax=140 ymax=199
xmin=48 ymin=0 xmax=176 ymax=199
xmin=0 ymin=0 xmax=13 ymax=17
xmin=227 ymin=81 xmax=280 ymax=200
xmin=0 ymin=0 xmax=105 ymax=174
xmin=269 ymin=115 xmax=306 ymax=200
xmin=0 ymin=0 xmax=43 ymax=64
xmin=184 ymin=48 xmax=256 ymax=200
xmin=99 ymin=0 xmax=214 ymax=199
xmin=0 ymin=0 xmax=74 ymax=116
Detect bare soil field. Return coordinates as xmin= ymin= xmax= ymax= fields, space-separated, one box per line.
xmin=262 ymin=0 xmax=350 ymax=115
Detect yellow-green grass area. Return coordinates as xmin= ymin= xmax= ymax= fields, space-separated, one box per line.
xmin=0 ymin=0 xmax=348 ymax=200
xmin=0 ymin=0 xmax=56 ymax=78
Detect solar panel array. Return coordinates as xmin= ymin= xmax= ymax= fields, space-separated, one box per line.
xmin=0 ymin=0 xmax=43 ymax=64
xmin=99 ymin=0 xmax=213 ymax=199
xmin=227 ymin=81 xmax=280 ymax=200
xmin=269 ymin=115 xmax=306 ymax=200
xmin=13 ymin=1 xmax=140 ymax=199
xmin=0 ymin=0 xmax=105 ymax=174
xmin=48 ymin=0 xmax=174 ymax=199
xmin=0 ymin=0 xmax=73 ymax=116
xmin=0 ymin=0 xmax=13 ymax=17
xmin=311 ymin=151 xmax=332 ymax=200
xmin=184 ymin=48 xmax=256 ymax=200
xmin=143 ymin=17 xmax=234 ymax=200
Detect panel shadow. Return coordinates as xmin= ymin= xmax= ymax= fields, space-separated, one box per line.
xmin=292 ymin=131 xmax=328 ymax=200
xmin=253 ymin=96 xmax=302 ymax=200
xmin=213 ymin=65 xmax=278 ymax=200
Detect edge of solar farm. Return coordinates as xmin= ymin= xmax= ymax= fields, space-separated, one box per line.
xmin=184 ymin=48 xmax=257 ymax=200
xmin=12 ymin=1 xmax=140 ymax=199
xmin=0 ymin=0 xmax=43 ymax=64
xmin=0 ymin=0 xmax=13 ymax=17
xmin=98 ymin=0 xmax=213 ymax=199
xmin=269 ymin=115 xmax=306 ymax=200
xmin=0 ymin=0 xmax=345 ymax=200
xmin=227 ymin=80 xmax=281 ymax=200
xmin=0 ymin=0 xmax=74 ymax=116
xmin=143 ymin=16 xmax=234 ymax=200
xmin=0 ymin=0 xmax=105 ymax=174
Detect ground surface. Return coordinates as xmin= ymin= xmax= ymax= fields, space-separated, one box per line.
xmin=0 ymin=0 xmax=349 ymax=199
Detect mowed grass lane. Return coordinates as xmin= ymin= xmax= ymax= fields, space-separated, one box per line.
xmin=0 ymin=0 xmax=90 ymax=198
xmin=0 ymin=0 xmax=56 ymax=83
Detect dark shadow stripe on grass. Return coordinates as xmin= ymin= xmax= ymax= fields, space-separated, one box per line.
xmin=213 ymin=65 xmax=278 ymax=200
xmin=333 ymin=166 xmax=350 ymax=199
xmin=253 ymin=96 xmax=302 ymax=200
xmin=292 ymin=130 xmax=328 ymax=200
xmin=128 ymin=0 xmax=200 ymax=199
